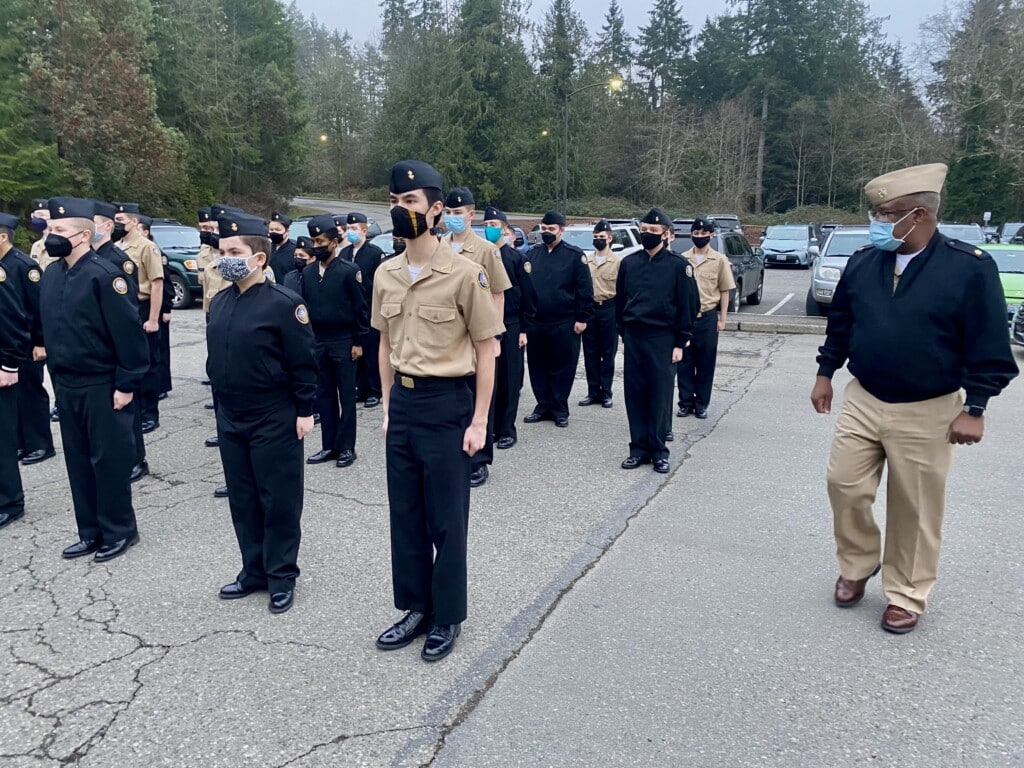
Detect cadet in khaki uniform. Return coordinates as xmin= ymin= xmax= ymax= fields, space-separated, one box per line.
xmin=30 ymin=199 xmax=59 ymax=273
xmin=812 ymin=163 xmax=1018 ymax=634
xmin=579 ymin=220 xmax=620 ymax=409
xmin=442 ymin=187 xmax=511 ymax=487
xmin=676 ymin=216 xmax=735 ymax=419
xmin=373 ymin=161 xmax=504 ymax=663
xmin=114 ymin=203 xmax=164 ymax=433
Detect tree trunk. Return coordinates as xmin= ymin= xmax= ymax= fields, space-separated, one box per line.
xmin=754 ymin=91 xmax=768 ymax=213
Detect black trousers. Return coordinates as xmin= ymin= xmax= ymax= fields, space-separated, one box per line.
xmin=315 ymin=338 xmax=357 ymax=453
xmin=205 ymin=312 xmax=220 ymax=414
xmin=582 ymin=302 xmax=618 ymax=399
xmin=385 ymin=376 xmax=472 ymax=624
xmin=217 ymin=399 xmax=303 ymax=594
xmin=138 ymin=300 xmax=160 ymax=422
xmin=54 ymin=381 xmax=138 ymax=542
xmin=356 ymin=328 xmax=382 ymax=399
xmin=0 ymin=385 xmax=24 ymax=516
xmin=526 ymin=320 xmax=581 ymax=419
xmin=494 ymin=321 xmax=524 ymax=441
xmin=17 ymin=360 xmax=52 ymax=453
xmin=158 ymin=317 xmax=172 ymax=394
xmin=623 ymin=328 xmax=675 ymax=461
xmin=677 ymin=311 xmax=719 ymax=409
xmin=467 ymin=371 xmax=496 ymax=468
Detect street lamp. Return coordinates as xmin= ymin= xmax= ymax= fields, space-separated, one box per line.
xmin=561 ymin=76 xmax=623 ymax=208
xmin=319 ymin=134 xmax=328 ymax=142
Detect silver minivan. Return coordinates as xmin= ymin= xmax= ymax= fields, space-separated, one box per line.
xmin=806 ymin=227 xmax=871 ymax=316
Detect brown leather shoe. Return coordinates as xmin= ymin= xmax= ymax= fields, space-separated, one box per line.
xmin=881 ymin=604 xmax=920 ymax=634
xmin=834 ymin=563 xmax=881 ymax=607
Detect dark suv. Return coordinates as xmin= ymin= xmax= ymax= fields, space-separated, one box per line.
xmin=151 ymin=222 xmax=202 ymax=309
xmin=670 ymin=228 xmax=765 ymax=312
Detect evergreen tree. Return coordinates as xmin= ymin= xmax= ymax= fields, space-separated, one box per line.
xmin=595 ymin=0 xmax=633 ymax=77
xmin=636 ymin=0 xmax=691 ymax=108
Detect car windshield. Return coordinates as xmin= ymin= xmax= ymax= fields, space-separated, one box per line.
xmin=938 ymin=224 xmax=985 ymax=242
xmin=991 ymin=248 xmax=1024 ymax=274
xmin=562 ymin=229 xmax=597 ymax=250
xmin=765 ymin=226 xmax=806 ymax=240
xmin=823 ymin=232 xmax=870 ymax=258
xmin=152 ymin=226 xmax=199 ymax=250
xmin=1000 ymin=223 xmax=1024 ymax=238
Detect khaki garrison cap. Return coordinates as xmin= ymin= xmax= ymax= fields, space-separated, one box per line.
xmin=864 ymin=163 xmax=947 ymax=205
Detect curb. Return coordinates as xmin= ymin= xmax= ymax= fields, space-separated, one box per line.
xmin=724 ymin=316 xmax=827 ymax=335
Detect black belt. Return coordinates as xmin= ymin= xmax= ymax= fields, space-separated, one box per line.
xmin=394 ymin=372 xmax=469 ymax=390
xmin=594 ymin=298 xmax=615 ymax=307
xmin=696 ymin=308 xmax=719 ymax=319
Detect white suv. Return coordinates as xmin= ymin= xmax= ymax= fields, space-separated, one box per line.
xmin=560 ymin=223 xmax=643 ymax=256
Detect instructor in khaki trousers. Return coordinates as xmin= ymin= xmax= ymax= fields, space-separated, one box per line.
xmin=811 ymin=163 xmax=1018 ymax=634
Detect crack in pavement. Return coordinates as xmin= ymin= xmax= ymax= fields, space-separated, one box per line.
xmin=274 ymin=725 xmax=436 ymax=768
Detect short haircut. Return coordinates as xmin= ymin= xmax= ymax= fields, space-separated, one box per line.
xmin=239 ymin=235 xmax=272 ymax=265
xmin=0 ymin=226 xmax=13 ymax=243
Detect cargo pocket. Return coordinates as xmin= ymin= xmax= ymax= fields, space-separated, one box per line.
xmin=417 ymin=304 xmax=460 ymax=350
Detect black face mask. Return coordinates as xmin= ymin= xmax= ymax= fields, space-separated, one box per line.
xmin=44 ymin=233 xmax=76 ymax=259
xmin=541 ymin=232 xmax=557 ymax=246
xmin=293 ymin=257 xmax=309 ymax=271
xmin=640 ymin=232 xmax=665 ymax=251
xmin=390 ymin=205 xmax=432 ymax=240
xmin=691 ymin=235 xmax=711 ymax=249
xmin=31 ymin=217 xmax=47 ymax=233
xmin=111 ymin=223 xmax=127 ymax=243
xmin=392 ymin=241 xmax=406 ymax=256
xmin=310 ymin=245 xmax=333 ymax=262
xmin=593 ymin=238 xmax=610 ymax=251
xmin=199 ymin=230 xmax=215 ymax=247
xmin=269 ymin=231 xmax=285 ymax=245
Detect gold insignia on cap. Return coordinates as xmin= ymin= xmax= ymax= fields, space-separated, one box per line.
xmin=28 ymin=268 xmax=40 ymax=283
xmin=524 ymin=261 xmax=532 ymax=274
xmin=118 ymin=205 xmax=124 ymax=212
xmin=457 ymin=196 xmax=462 ymax=203
xmin=877 ymin=188 xmax=887 ymax=200
xmin=313 ymin=226 xmax=320 ymax=234
xmin=230 ymin=222 xmax=238 ymax=232
xmin=58 ymin=206 xmax=65 ymax=214
xmin=407 ymin=170 xmax=415 ymax=179
xmin=112 ymin=276 xmax=128 ymax=295
xmin=295 ymin=304 xmax=309 ymax=324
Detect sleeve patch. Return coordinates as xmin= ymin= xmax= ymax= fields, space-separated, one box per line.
xmin=523 ymin=261 xmax=532 ymax=274
xmin=0 ymin=266 xmax=6 ymax=282
xmin=580 ymin=255 xmax=587 ymax=265
xmin=685 ymin=264 xmax=694 ymax=278
xmin=112 ymin=277 xmax=128 ymax=295
xmin=123 ymin=260 xmax=135 ymax=275
xmin=355 ymin=270 xmax=363 ymax=283
xmin=28 ymin=268 xmax=40 ymax=283
xmin=478 ymin=270 xmax=489 ymax=289
xmin=295 ymin=304 xmax=310 ymax=324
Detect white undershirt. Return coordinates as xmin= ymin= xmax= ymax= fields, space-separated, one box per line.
xmin=694 ymin=252 xmax=706 ymax=264
xmin=896 ymin=248 xmax=924 ymax=273
xmin=595 ymin=254 xmax=607 ymax=265
xmin=408 ymin=265 xmax=424 ymax=280
xmin=449 ymin=240 xmax=462 ymax=252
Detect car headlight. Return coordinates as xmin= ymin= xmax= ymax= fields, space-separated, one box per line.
xmin=183 ymin=260 xmax=198 ymax=271
xmin=816 ymin=267 xmax=841 ymax=281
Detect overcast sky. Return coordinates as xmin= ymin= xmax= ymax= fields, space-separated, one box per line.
xmin=293 ymin=0 xmax=941 ymax=59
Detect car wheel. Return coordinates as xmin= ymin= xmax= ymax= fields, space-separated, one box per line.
xmin=746 ymin=273 xmax=764 ymax=305
xmin=729 ymin=285 xmax=741 ymax=314
xmin=805 ymin=288 xmax=827 ymax=317
xmin=169 ymin=273 xmax=191 ymax=310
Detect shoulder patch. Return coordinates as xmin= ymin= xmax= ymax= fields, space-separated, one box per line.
xmin=123 ymin=260 xmax=135 ymax=275
xmin=28 ymin=268 xmax=41 ymax=283
xmin=355 ymin=270 xmax=362 ymax=283
xmin=581 ymin=254 xmax=587 ymax=265
xmin=0 ymin=266 xmax=6 ymax=282
xmin=478 ymin=270 xmax=489 ymax=290
xmin=295 ymin=304 xmax=309 ymax=324
xmin=524 ymin=261 xmax=532 ymax=274
xmin=112 ymin=277 xmax=128 ymax=295
xmin=685 ymin=264 xmax=694 ymax=278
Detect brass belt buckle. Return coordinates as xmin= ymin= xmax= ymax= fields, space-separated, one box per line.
xmin=400 ymin=375 xmax=414 ymax=389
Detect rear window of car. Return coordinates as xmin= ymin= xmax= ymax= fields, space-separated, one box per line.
xmin=823 ymin=232 xmax=871 ymax=257
xmin=991 ymin=248 xmax=1024 ymax=273
xmin=938 ymin=224 xmax=985 ymax=242
xmin=765 ymin=226 xmax=807 ymax=240
xmin=151 ymin=226 xmax=199 ymax=250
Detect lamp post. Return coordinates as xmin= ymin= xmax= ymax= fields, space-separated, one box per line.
xmin=561 ymin=76 xmax=623 ymax=208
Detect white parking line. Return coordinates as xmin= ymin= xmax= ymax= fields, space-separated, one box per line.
xmin=764 ymin=292 xmax=795 ymax=316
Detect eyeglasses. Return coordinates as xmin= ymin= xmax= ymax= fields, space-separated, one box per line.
xmin=868 ymin=208 xmax=915 ymax=223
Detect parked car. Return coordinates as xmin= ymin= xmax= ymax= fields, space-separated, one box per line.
xmin=287 ymin=215 xmax=384 ymax=241
xmin=819 ymin=221 xmax=842 ymax=241
xmin=983 ymin=245 xmax=1024 ymax=321
xmin=706 ymin=214 xmax=743 ymax=233
xmin=999 ymin=222 xmax=1024 ymax=243
xmin=760 ymin=224 xmax=819 ymax=268
xmin=150 ymin=223 xmax=201 ymax=309
xmin=937 ymin=222 xmax=985 ymax=244
xmin=805 ymin=227 xmax=871 ymax=317
xmin=983 ymin=226 xmax=999 ymax=243
xmin=560 ymin=222 xmax=643 ymax=258
xmin=669 ymin=229 xmax=764 ymax=312
xmin=470 ymin=224 xmax=530 ymax=253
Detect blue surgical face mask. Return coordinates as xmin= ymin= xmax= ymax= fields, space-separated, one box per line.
xmin=345 ymin=230 xmax=361 ymax=244
xmin=444 ymin=215 xmax=467 ymax=235
xmin=484 ymin=226 xmax=503 ymax=243
xmin=869 ymin=209 xmax=918 ymax=252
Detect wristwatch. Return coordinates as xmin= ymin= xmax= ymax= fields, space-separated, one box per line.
xmin=963 ymin=405 xmax=985 ymax=418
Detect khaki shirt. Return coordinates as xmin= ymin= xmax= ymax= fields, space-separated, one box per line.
xmin=586 ymin=251 xmax=620 ymax=302
xmin=444 ymin=229 xmax=512 ymax=294
xmin=119 ymin=233 xmax=164 ymax=299
xmin=372 ymin=238 xmax=505 ymax=377
xmin=31 ymin=238 xmax=58 ymax=272
xmin=683 ymin=247 xmax=736 ymax=312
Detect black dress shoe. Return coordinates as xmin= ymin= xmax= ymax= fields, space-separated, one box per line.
xmin=665 ymin=431 xmax=674 ymax=442
xmin=307 ymin=449 xmax=339 ymax=464
xmin=469 ymin=465 xmax=489 ymax=487
xmin=218 ymin=580 xmax=264 ymax=600
xmin=677 ymin=405 xmax=692 ymax=417
xmin=269 ymin=590 xmax=294 ymax=614
xmin=141 ymin=420 xmax=159 ymax=434
xmin=129 ymin=460 xmax=149 ymax=483
xmin=422 ymin=624 xmax=461 ymax=662
xmin=204 ymin=402 xmax=215 ymax=410
xmin=50 ymin=407 xmax=60 ymax=422
xmin=204 ymin=435 xmax=219 ymax=448
xmin=496 ymin=436 xmax=517 ymax=449
xmin=621 ymin=456 xmax=649 ymax=469
xmin=523 ymin=411 xmax=549 ymax=424
xmin=94 ymin=533 xmax=139 ymax=562
xmin=695 ymin=407 xmax=708 ymax=419
xmin=21 ymin=448 xmax=56 ymax=466
xmin=555 ymin=416 xmax=569 ymax=428
xmin=0 ymin=509 xmax=25 ymax=529
xmin=335 ymin=450 xmax=356 ymax=468
xmin=62 ymin=539 xmax=102 ymax=559
xmin=578 ymin=395 xmax=598 ymax=406
xmin=364 ymin=396 xmax=381 ymax=409
xmin=214 ymin=485 xmax=229 ymax=498
xmin=653 ymin=458 xmax=671 ymax=474
xmin=602 ymin=396 xmax=613 ymax=408
xmin=201 ymin=378 xmax=212 ymax=386
xmin=377 ymin=611 xmax=433 ymax=650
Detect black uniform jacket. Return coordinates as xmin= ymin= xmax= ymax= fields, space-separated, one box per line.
xmin=1 ymin=247 xmax=43 ymax=349
xmin=615 ymin=245 xmax=698 ymax=348
xmin=0 ymin=257 xmax=29 ymax=371
xmin=300 ymin=257 xmax=369 ymax=343
xmin=39 ymin=251 xmax=149 ymax=392
xmin=206 ymin=280 xmax=317 ymax=416
xmin=340 ymin=241 xmax=383 ymax=304
xmin=269 ymin=239 xmax=297 ymax=283
xmin=817 ymin=233 xmax=1018 ymax=408
xmin=499 ymin=243 xmax=538 ymax=327
xmin=523 ymin=240 xmax=594 ymax=327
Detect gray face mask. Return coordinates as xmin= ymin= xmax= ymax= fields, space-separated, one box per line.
xmin=218 ymin=255 xmax=257 ymax=282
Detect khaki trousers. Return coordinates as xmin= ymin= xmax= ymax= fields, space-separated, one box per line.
xmin=827 ymin=379 xmax=962 ymax=614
